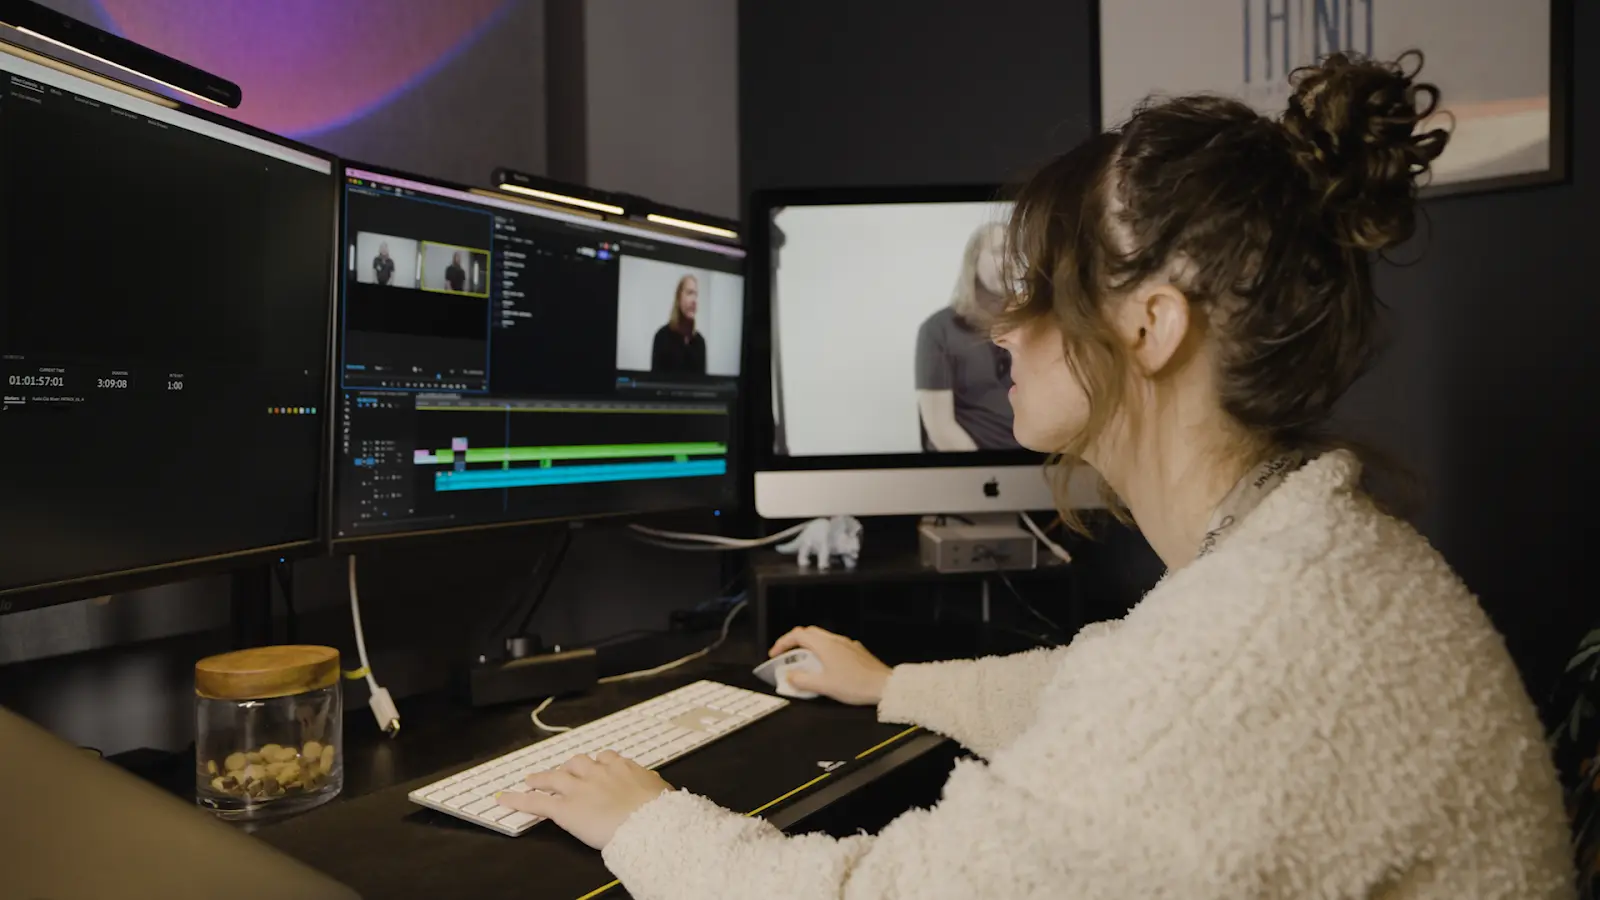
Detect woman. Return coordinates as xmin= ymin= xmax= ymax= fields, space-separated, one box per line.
xmin=915 ymin=222 xmax=1023 ymax=451
xmin=372 ymin=241 xmax=395 ymax=286
xmin=445 ymin=250 xmax=467 ymax=292
xmin=651 ymin=273 xmax=707 ymax=374
xmin=499 ymin=52 xmax=1576 ymax=898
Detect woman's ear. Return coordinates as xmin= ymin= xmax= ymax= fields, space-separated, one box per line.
xmin=1113 ymin=283 xmax=1192 ymax=376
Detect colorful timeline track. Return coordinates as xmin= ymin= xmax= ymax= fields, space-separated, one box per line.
xmin=415 ymin=442 xmax=727 ymax=493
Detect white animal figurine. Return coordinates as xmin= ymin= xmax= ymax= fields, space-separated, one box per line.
xmin=775 ymin=515 xmax=863 ymax=571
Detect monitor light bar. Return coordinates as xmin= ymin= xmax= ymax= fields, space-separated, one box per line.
xmin=0 ymin=36 xmax=177 ymax=109
xmin=15 ymin=27 xmax=224 ymax=107
xmin=1 ymin=0 xmax=241 ymax=107
xmin=498 ymin=182 xmax=625 ymax=216
xmin=644 ymin=213 xmax=739 ymax=240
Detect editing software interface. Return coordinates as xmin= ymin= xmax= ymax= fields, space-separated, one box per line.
xmin=0 ymin=50 xmax=335 ymax=597
xmin=336 ymin=168 xmax=745 ymax=539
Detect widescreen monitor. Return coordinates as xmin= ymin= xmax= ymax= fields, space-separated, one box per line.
xmin=0 ymin=41 xmax=338 ymax=612
xmin=333 ymin=165 xmax=745 ymax=541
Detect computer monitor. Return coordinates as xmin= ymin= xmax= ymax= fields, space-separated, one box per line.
xmin=0 ymin=41 xmax=337 ymax=613
xmin=750 ymin=186 xmax=1101 ymax=519
xmin=332 ymin=165 xmax=745 ymax=542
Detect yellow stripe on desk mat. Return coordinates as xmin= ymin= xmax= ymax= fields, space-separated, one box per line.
xmin=571 ymin=726 xmax=923 ymax=899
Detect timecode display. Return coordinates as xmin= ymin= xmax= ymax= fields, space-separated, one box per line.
xmin=4 ymin=363 xmax=198 ymax=397
xmin=9 ymin=374 xmax=64 ymax=387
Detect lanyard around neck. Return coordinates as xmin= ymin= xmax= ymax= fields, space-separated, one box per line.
xmin=1194 ymin=452 xmax=1303 ymax=560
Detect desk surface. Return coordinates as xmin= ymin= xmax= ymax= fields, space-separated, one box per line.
xmin=254 ymin=642 xmax=945 ymax=900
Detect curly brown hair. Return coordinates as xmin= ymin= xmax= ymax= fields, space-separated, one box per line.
xmin=1000 ymin=51 xmax=1449 ymax=530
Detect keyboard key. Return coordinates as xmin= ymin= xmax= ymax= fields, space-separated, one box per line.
xmin=464 ymin=797 xmax=500 ymax=816
xmin=501 ymin=812 xmax=540 ymax=830
xmin=478 ymin=806 xmax=513 ymax=823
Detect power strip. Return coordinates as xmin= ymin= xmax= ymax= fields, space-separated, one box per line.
xmin=918 ymin=521 xmax=1037 ymax=573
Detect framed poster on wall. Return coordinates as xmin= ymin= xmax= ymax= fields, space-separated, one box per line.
xmin=1094 ymin=0 xmax=1571 ymax=197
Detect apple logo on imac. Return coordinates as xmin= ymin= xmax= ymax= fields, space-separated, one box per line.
xmin=983 ymin=478 xmax=1000 ymax=498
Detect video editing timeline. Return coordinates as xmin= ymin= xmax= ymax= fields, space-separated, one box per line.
xmin=335 ymin=167 xmax=745 ymax=539
xmin=0 ymin=49 xmax=335 ymax=595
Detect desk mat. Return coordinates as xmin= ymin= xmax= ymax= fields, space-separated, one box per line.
xmin=258 ymin=667 xmax=923 ymax=900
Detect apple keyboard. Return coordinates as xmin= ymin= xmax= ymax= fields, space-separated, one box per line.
xmin=407 ymin=680 xmax=788 ymax=835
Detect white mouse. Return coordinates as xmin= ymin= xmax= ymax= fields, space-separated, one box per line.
xmin=752 ymin=648 xmax=823 ymax=699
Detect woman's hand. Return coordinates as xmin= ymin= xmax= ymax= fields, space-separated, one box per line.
xmin=496 ymin=750 xmax=672 ymax=850
xmin=768 ymin=626 xmax=893 ymax=706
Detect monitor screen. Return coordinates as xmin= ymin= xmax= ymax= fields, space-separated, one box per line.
xmin=334 ymin=166 xmax=744 ymax=541
xmin=768 ymin=197 xmax=1026 ymax=459
xmin=0 ymin=47 xmax=336 ymax=604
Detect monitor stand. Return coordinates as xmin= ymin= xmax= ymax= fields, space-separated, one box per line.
xmin=230 ymin=564 xmax=274 ymax=649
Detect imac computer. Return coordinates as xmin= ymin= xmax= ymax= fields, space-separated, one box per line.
xmin=0 ymin=40 xmax=338 ymax=612
xmin=332 ymin=165 xmax=745 ymax=542
xmin=750 ymin=185 xmax=1101 ymax=520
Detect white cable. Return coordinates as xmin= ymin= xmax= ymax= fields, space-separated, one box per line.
xmin=597 ymin=599 xmax=747 ymax=684
xmin=347 ymin=556 xmax=378 ymax=693
xmin=529 ymin=696 xmax=571 ymax=733
xmin=630 ymin=535 xmax=734 ymax=552
xmin=1020 ymin=512 xmax=1073 ymax=564
xmin=627 ymin=521 xmax=806 ymax=549
xmin=347 ymin=556 xmax=400 ymax=736
xmin=525 ymin=599 xmax=749 ymax=732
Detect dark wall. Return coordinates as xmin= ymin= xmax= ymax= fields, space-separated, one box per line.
xmin=741 ymin=0 xmax=1595 ymax=712
xmin=741 ymin=1 xmax=1097 ymax=194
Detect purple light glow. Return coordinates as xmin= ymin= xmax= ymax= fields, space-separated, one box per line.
xmin=92 ymin=0 xmax=513 ymax=137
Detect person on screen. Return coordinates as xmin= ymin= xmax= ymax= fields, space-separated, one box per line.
xmin=650 ymin=274 xmax=707 ymax=374
xmin=372 ymin=242 xmax=395 ymax=286
xmin=493 ymin=53 xmax=1574 ymax=899
xmin=445 ymin=251 xmax=468 ymax=292
xmin=914 ymin=222 xmax=1022 ymax=451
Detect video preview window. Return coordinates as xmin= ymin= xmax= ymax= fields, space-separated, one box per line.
xmin=771 ymin=201 xmax=1019 ymax=456
xmin=354 ymin=232 xmax=419 ymax=288
xmin=421 ymin=241 xmax=490 ymax=297
xmin=614 ymin=256 xmax=743 ymax=378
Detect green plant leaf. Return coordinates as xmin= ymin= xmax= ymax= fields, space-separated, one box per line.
xmin=1575 ymin=697 xmax=1598 ymax=741
xmin=1569 ymin=644 xmax=1600 ymax=673
xmin=1581 ymin=628 xmax=1600 ymax=649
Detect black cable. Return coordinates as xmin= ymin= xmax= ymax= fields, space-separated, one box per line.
xmin=476 ymin=525 xmax=567 ymax=654
xmin=985 ymin=623 xmax=1057 ymax=648
xmin=995 ymin=567 xmax=1065 ymax=637
xmin=974 ymin=548 xmax=1066 ymax=639
xmin=272 ymin=560 xmax=297 ymax=644
xmin=584 ymin=628 xmax=670 ymax=648
xmin=512 ymin=525 xmax=576 ymax=640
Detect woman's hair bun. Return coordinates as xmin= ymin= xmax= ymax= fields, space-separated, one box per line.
xmin=1279 ymin=50 xmax=1449 ymax=252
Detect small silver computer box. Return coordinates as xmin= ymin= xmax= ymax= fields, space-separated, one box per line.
xmin=917 ymin=521 xmax=1037 ymax=573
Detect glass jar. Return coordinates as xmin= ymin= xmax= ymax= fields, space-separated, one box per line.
xmin=194 ymin=645 xmax=344 ymax=821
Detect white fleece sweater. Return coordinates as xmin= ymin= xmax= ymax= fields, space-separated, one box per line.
xmin=603 ymin=451 xmax=1576 ymax=898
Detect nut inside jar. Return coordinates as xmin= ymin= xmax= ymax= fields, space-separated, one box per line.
xmin=206 ymin=740 xmax=337 ymax=799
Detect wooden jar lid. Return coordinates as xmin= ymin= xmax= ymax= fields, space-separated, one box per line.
xmin=194 ymin=645 xmax=340 ymax=701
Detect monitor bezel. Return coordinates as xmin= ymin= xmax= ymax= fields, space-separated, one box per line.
xmin=0 ymin=37 xmax=340 ymax=614
xmin=327 ymin=160 xmax=747 ymax=548
xmin=745 ymin=183 xmax=1048 ymax=477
